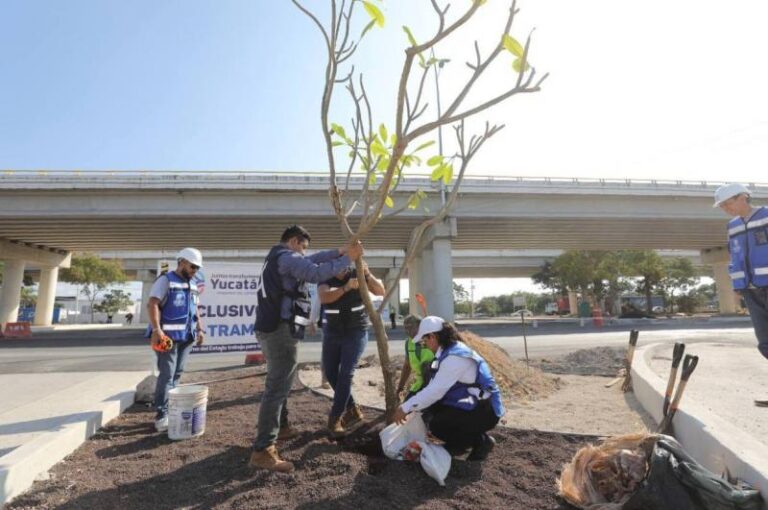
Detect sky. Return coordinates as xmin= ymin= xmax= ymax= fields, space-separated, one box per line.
xmin=4 ymin=1 xmax=767 ymax=298
xmin=2 ymin=0 xmax=768 ymax=182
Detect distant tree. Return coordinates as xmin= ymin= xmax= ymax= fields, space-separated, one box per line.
xmin=661 ymin=257 xmax=698 ymax=313
xmin=20 ymin=287 xmax=37 ymax=307
xmin=623 ymin=250 xmax=666 ymax=314
xmin=477 ymin=297 xmax=500 ymax=317
xmin=453 ymin=282 xmax=470 ymax=304
xmin=531 ymin=261 xmax=566 ymax=297
xmin=60 ymin=254 xmax=127 ymax=323
xmin=94 ymin=290 xmax=134 ymax=319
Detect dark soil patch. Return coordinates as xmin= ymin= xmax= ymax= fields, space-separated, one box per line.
xmin=8 ymin=366 xmax=589 ymax=509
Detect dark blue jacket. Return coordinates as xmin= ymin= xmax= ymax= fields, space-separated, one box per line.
xmin=255 ymin=244 xmax=351 ymax=333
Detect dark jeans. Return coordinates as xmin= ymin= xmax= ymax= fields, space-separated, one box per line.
xmin=153 ymin=339 xmax=195 ymax=419
xmin=322 ymin=326 xmax=368 ymax=417
xmin=742 ymin=289 xmax=768 ymax=360
xmin=254 ymin=323 xmax=298 ymax=450
xmin=428 ymin=401 xmax=499 ymax=452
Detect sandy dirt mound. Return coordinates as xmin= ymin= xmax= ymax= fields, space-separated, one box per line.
xmin=8 ymin=366 xmax=591 ymax=510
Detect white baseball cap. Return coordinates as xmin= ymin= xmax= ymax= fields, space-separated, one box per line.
xmin=713 ymin=183 xmax=750 ymax=208
xmin=412 ymin=315 xmax=445 ymax=343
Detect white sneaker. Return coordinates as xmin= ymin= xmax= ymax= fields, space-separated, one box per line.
xmin=155 ymin=416 xmax=169 ymax=432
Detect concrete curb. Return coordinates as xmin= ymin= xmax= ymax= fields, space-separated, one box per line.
xmin=0 ymin=372 xmax=151 ymax=506
xmin=631 ymin=343 xmax=768 ymax=508
xmin=30 ymin=324 xmax=127 ymax=333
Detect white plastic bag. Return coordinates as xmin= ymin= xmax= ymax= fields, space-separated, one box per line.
xmin=379 ymin=413 xmax=427 ymax=459
xmin=417 ymin=441 xmax=451 ymax=486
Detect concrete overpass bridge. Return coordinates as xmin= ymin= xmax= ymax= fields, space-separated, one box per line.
xmin=0 ymin=170 xmax=755 ymax=324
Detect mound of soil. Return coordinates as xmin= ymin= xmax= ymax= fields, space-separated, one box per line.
xmin=532 ymin=347 xmax=627 ymax=377
xmin=9 ymin=367 xmax=590 ymax=509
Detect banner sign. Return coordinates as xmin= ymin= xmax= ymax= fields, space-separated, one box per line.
xmin=157 ymin=261 xmax=263 ymax=355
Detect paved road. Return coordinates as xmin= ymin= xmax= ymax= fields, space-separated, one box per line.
xmin=0 ymin=320 xmax=758 ymax=374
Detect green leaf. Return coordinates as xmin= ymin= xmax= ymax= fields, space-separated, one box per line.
xmin=503 ymin=34 xmax=524 ymax=57
xmin=363 ymin=1 xmax=385 ymax=28
xmin=413 ymin=140 xmax=435 ymax=152
xmin=442 ymin=163 xmax=454 ymax=185
xmin=361 ymin=19 xmax=376 ymax=38
xmin=384 ymin=195 xmax=394 ymax=208
xmin=371 ymin=139 xmax=388 ymax=157
xmin=331 ymin=123 xmax=346 ymax=138
xmin=512 ymin=58 xmax=531 ymax=73
xmin=427 ymin=155 xmax=443 ymax=166
xmin=379 ymin=124 xmax=388 ymax=143
xmin=368 ymin=172 xmax=377 ymax=187
xmin=430 ymin=165 xmax=444 ymax=181
xmin=377 ymin=156 xmax=389 ymax=172
xmin=332 ymin=141 xmax=344 ymax=147
xmin=402 ymin=26 xmax=418 ymax=47
xmin=390 ymin=134 xmax=397 ymax=145
xmin=407 ymin=192 xmax=421 ymax=209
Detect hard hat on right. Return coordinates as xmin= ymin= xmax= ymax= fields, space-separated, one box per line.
xmin=713 ymin=183 xmax=750 ymax=208
xmin=176 ymin=247 xmax=203 ymax=267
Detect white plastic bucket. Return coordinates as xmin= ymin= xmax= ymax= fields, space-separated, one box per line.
xmin=168 ymin=385 xmax=208 ymax=440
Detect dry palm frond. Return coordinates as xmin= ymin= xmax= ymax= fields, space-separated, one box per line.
xmin=557 ymin=433 xmax=657 ymax=509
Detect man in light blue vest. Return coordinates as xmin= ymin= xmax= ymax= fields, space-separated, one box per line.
xmin=146 ymin=247 xmax=205 ymax=431
xmin=715 ymin=184 xmax=768 ymax=406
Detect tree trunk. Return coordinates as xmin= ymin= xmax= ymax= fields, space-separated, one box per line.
xmin=354 ymin=258 xmax=398 ymax=422
xmin=645 ymin=283 xmax=653 ymax=314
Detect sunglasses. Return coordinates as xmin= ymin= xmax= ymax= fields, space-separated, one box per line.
xmin=188 ymin=263 xmax=200 ymax=271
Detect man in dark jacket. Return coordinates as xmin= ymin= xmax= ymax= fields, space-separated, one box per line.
xmin=249 ymin=225 xmax=362 ymax=472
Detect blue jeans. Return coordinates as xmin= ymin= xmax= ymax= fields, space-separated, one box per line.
xmin=743 ymin=289 xmax=768 ymax=360
xmin=322 ymin=327 xmax=368 ymax=418
xmin=254 ymin=322 xmax=298 ymax=451
xmin=153 ymin=339 xmax=195 ymax=419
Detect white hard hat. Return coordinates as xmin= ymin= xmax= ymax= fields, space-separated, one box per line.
xmin=713 ymin=183 xmax=750 ymax=208
xmin=176 ymin=247 xmax=203 ymax=267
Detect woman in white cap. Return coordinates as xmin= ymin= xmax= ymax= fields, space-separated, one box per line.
xmin=714 ymin=183 xmax=768 ymax=406
xmin=392 ymin=316 xmax=505 ymax=460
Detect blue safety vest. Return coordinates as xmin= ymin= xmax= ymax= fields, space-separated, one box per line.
xmin=727 ymin=207 xmax=768 ymax=290
xmin=255 ymin=245 xmax=311 ymax=336
xmin=145 ymin=271 xmax=199 ymax=342
xmin=429 ymin=342 xmax=505 ymax=418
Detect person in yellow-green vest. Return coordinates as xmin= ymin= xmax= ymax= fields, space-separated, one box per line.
xmin=396 ymin=315 xmax=436 ymax=400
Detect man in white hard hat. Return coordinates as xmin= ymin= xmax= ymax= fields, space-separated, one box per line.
xmin=146 ymin=247 xmax=206 ymax=431
xmin=715 ymin=184 xmax=768 ymax=406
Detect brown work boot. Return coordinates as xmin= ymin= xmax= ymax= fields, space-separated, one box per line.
xmin=277 ymin=425 xmax=300 ymax=441
xmin=327 ymin=415 xmax=348 ymax=438
xmin=248 ymin=445 xmax=294 ymax=473
xmin=341 ymin=404 xmax=365 ymax=429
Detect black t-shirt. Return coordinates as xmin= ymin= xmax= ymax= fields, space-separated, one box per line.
xmin=322 ymin=269 xmax=369 ymax=332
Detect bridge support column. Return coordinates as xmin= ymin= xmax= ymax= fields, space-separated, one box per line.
xmin=138 ymin=270 xmax=156 ymax=324
xmin=701 ymin=247 xmax=739 ymax=314
xmin=0 ymin=260 xmax=26 ymax=325
xmin=408 ymin=254 xmax=424 ymax=317
xmin=33 ymin=266 xmax=59 ymax=326
xmin=712 ymin=261 xmax=739 ymax=314
xmin=384 ymin=269 xmax=400 ymax=320
xmin=428 ymin=237 xmax=454 ymax=321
